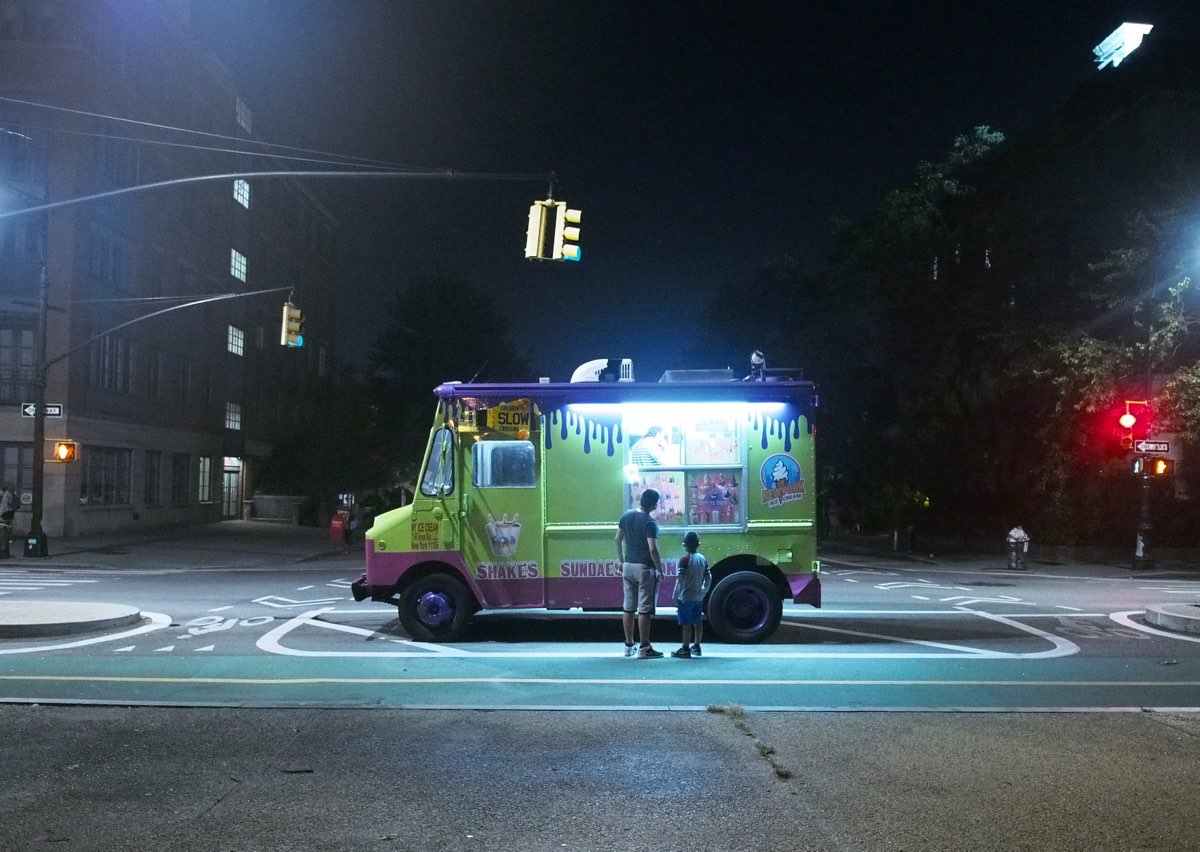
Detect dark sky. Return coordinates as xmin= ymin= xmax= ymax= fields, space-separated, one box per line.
xmin=188 ymin=1 xmax=1196 ymax=383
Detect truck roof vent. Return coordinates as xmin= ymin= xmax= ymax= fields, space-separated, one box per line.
xmin=570 ymin=358 xmax=634 ymax=383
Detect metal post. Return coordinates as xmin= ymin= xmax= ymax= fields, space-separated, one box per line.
xmin=26 ymin=264 xmax=49 ymax=556
xmin=1133 ymin=458 xmax=1152 ymax=570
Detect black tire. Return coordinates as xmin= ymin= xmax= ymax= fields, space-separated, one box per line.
xmin=398 ymin=573 xmax=473 ymax=642
xmin=707 ymin=571 xmax=782 ymax=644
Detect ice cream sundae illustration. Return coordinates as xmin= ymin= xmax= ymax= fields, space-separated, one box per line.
xmin=486 ymin=512 xmax=521 ymax=558
xmin=771 ymin=458 xmax=790 ymax=487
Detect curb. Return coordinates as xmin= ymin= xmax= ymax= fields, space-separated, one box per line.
xmin=0 ymin=601 xmax=142 ymax=639
xmin=1144 ymin=603 xmax=1200 ymax=635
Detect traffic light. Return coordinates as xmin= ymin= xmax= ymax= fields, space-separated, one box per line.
xmin=52 ymin=440 xmax=77 ymax=462
xmin=1150 ymin=457 xmax=1175 ymax=476
xmin=280 ymin=301 xmax=304 ymax=347
xmin=552 ymin=204 xmax=581 ymax=261
xmin=524 ymin=199 xmax=581 ymax=261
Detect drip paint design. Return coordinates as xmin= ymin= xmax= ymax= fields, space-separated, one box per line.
xmin=546 ymin=409 xmax=623 ymax=456
xmin=748 ymin=406 xmax=808 ymax=451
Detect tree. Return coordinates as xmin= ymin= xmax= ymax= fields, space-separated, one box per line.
xmin=370 ymin=274 xmax=531 ymax=480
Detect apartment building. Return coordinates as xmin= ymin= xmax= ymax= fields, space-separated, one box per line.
xmin=0 ymin=0 xmax=337 ymax=538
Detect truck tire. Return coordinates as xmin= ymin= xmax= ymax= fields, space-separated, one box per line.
xmin=707 ymin=571 xmax=782 ymax=644
xmin=398 ymin=574 xmax=472 ymax=642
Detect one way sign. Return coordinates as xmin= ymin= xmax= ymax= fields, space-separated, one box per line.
xmin=1134 ymin=439 xmax=1169 ymax=454
xmin=20 ymin=403 xmax=63 ymax=418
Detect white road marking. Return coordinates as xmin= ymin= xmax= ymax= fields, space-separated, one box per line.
xmin=296 ymin=585 xmax=315 ymax=590
xmin=1109 ymin=610 xmax=1200 ymax=644
xmin=253 ymin=595 xmax=343 ymax=609
xmin=194 ymin=645 xmax=215 ymax=652
xmin=256 ymin=608 xmax=1081 ymax=660
xmin=911 ymin=595 xmax=930 ymax=600
xmin=208 ymin=606 xmax=233 ymax=612
xmin=154 ymin=646 xmax=175 ymax=652
xmin=0 ymin=612 xmax=171 ymax=654
xmin=113 ymin=646 xmax=134 ymax=653
xmin=1055 ymin=605 xmax=1084 ymax=611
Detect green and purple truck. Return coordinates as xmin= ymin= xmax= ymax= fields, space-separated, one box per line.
xmin=352 ymin=369 xmax=821 ymax=643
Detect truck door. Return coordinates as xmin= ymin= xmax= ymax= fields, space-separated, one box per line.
xmin=460 ymin=428 xmax=545 ymax=607
xmin=412 ymin=424 xmax=460 ymax=555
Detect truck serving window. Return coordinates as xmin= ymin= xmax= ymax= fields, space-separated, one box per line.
xmin=473 ymin=440 xmax=536 ymax=488
xmin=420 ymin=427 xmax=455 ymax=497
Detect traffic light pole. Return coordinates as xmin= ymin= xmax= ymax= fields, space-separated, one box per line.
xmin=27 ymin=265 xmax=49 ymax=557
xmin=1133 ymin=456 xmax=1153 ymax=570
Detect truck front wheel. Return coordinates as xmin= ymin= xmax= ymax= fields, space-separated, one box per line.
xmin=398 ymin=574 xmax=472 ymax=642
xmin=707 ymin=571 xmax=782 ymax=644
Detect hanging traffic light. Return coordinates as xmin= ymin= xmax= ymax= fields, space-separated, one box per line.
xmin=524 ymin=199 xmax=581 ymax=261
xmin=52 ymin=440 xmax=77 ymax=462
xmin=552 ymin=204 xmax=581 ymax=261
xmin=280 ymin=301 xmax=304 ymax=347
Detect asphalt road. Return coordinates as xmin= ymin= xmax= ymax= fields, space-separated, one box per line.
xmin=1 ymin=545 xmax=1198 ymax=711
xmin=2 ymin=526 xmax=1199 ymax=850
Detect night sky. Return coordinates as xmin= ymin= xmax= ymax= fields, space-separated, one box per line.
xmin=189 ymin=1 xmax=1196 ymax=383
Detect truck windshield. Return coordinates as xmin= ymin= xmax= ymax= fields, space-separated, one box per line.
xmin=420 ymin=427 xmax=455 ymax=497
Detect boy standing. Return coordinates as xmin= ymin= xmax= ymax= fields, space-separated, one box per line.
xmin=671 ymin=531 xmax=710 ymax=658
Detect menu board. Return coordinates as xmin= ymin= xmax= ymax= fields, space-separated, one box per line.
xmin=632 ymin=472 xmax=685 ymax=526
xmin=688 ymin=471 xmax=740 ymax=525
xmin=684 ymin=416 xmax=740 ymax=465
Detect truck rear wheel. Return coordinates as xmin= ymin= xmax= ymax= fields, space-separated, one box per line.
xmin=398 ymin=574 xmax=472 ymax=642
xmin=707 ymin=571 xmax=782 ymax=644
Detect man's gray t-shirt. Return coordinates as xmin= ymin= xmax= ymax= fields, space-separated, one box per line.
xmin=619 ymin=509 xmax=658 ymax=565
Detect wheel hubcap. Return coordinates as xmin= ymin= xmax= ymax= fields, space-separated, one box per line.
xmin=415 ymin=591 xmax=454 ymax=628
xmin=722 ymin=586 xmax=770 ymax=633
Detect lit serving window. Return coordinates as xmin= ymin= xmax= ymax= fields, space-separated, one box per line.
xmin=227 ymin=325 xmax=244 ymax=356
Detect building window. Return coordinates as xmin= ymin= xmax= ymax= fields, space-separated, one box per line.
xmin=255 ymin=325 xmax=264 ymax=350
xmin=88 ymin=227 xmax=127 ymax=292
xmin=233 ymin=179 xmax=250 ymax=209
xmin=227 ymin=325 xmax=245 ymax=356
xmin=144 ymin=450 xmax=161 ymax=506
xmin=89 ymin=334 xmax=133 ymax=394
xmin=230 ymin=249 xmax=247 ymax=282
xmin=80 ymin=446 xmax=132 ymax=506
xmin=0 ymin=325 xmax=35 ymax=404
xmin=198 ymin=456 xmax=212 ymax=503
xmin=225 ymin=401 xmax=242 ymax=430
xmin=0 ymin=443 xmax=33 ymax=501
xmin=171 ymin=453 xmax=190 ymax=505
xmin=235 ymin=97 xmax=252 ymax=134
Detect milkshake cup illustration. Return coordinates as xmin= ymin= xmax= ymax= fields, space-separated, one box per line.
xmin=486 ymin=512 xmax=521 ymax=558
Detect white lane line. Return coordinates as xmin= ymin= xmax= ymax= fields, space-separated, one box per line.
xmin=194 ymin=645 xmax=215 ymax=652
xmin=257 ymin=609 xmax=469 ymax=656
xmin=781 ymin=619 xmax=994 ymax=656
xmin=0 ymin=611 xmax=171 ymax=654
xmin=970 ymin=611 xmax=1079 ymax=658
xmin=1109 ymin=610 xmax=1200 ymax=643
xmin=297 ymin=585 xmax=315 ymax=591
xmin=208 ymin=606 xmax=233 ymax=612
xmin=1055 ymin=605 xmax=1084 ymax=611
xmin=911 ymin=595 xmax=930 ymax=600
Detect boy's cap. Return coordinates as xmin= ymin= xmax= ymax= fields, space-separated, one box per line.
xmin=683 ymin=531 xmax=700 ymax=549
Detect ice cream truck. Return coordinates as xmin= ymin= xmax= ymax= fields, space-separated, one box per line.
xmin=351 ymin=365 xmax=821 ymax=643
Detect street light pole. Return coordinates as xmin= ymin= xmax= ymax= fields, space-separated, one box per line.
xmin=26 ymin=263 xmax=49 ymax=557
xmin=1133 ymin=458 xmax=1152 ymax=570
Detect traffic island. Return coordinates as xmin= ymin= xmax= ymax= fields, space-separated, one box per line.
xmin=0 ymin=601 xmax=142 ymax=638
xmin=1144 ymin=603 xmax=1200 ymax=635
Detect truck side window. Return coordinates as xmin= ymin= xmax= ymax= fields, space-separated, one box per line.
xmin=420 ymin=427 xmax=455 ymax=497
xmin=473 ymin=440 xmax=536 ymax=488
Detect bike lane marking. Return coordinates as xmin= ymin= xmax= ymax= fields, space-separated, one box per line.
xmin=1109 ymin=610 xmax=1200 ymax=644
xmin=254 ymin=608 xmax=1080 ymax=659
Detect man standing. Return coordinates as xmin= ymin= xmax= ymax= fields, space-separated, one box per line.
xmin=616 ymin=487 xmax=664 ymax=658
xmin=630 ymin=426 xmax=666 ymax=466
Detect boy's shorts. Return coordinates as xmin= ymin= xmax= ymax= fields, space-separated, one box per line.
xmin=676 ymin=601 xmax=703 ymax=625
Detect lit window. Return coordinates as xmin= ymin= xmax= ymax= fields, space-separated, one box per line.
xmin=198 ymin=456 xmax=212 ymax=502
xmin=236 ymin=97 xmax=252 ymax=133
xmin=230 ymin=249 xmax=247 ymax=282
xmin=225 ymin=401 xmax=242 ymax=430
xmin=233 ymin=179 xmax=250 ymax=209
xmin=227 ymin=325 xmax=244 ymax=356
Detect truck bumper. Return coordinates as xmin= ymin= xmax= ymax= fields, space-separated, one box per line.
xmin=789 ymin=572 xmax=821 ymax=607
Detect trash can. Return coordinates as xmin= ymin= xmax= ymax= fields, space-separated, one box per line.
xmin=330 ymin=510 xmax=349 ymax=547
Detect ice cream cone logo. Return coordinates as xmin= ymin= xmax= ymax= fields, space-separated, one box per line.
xmin=759 ymin=453 xmax=804 ymax=508
xmin=485 ymin=512 xmax=522 ymax=558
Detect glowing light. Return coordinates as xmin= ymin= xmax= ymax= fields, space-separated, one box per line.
xmin=1094 ymin=23 xmax=1153 ymax=70
xmin=1119 ymin=412 xmax=1137 ymax=429
xmin=623 ymin=463 xmax=641 ymax=484
xmin=567 ymin=401 xmax=787 ymax=421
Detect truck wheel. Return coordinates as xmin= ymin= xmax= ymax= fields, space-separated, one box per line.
xmin=707 ymin=571 xmax=782 ymax=644
xmin=398 ymin=574 xmax=472 ymax=642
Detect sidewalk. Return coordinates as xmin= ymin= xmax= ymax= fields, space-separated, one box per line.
xmin=0 ymin=519 xmax=365 ymax=638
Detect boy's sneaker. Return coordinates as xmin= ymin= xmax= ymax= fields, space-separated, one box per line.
xmin=690 ymin=644 xmax=702 ymax=657
xmin=624 ymin=643 xmax=636 ymax=657
xmin=637 ymin=646 xmax=664 ymax=659
xmin=670 ymin=646 xmax=692 ymax=658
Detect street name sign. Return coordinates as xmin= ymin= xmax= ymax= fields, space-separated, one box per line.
xmin=19 ymin=403 xmax=63 ymax=418
xmin=1134 ymin=439 xmax=1169 ymax=454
